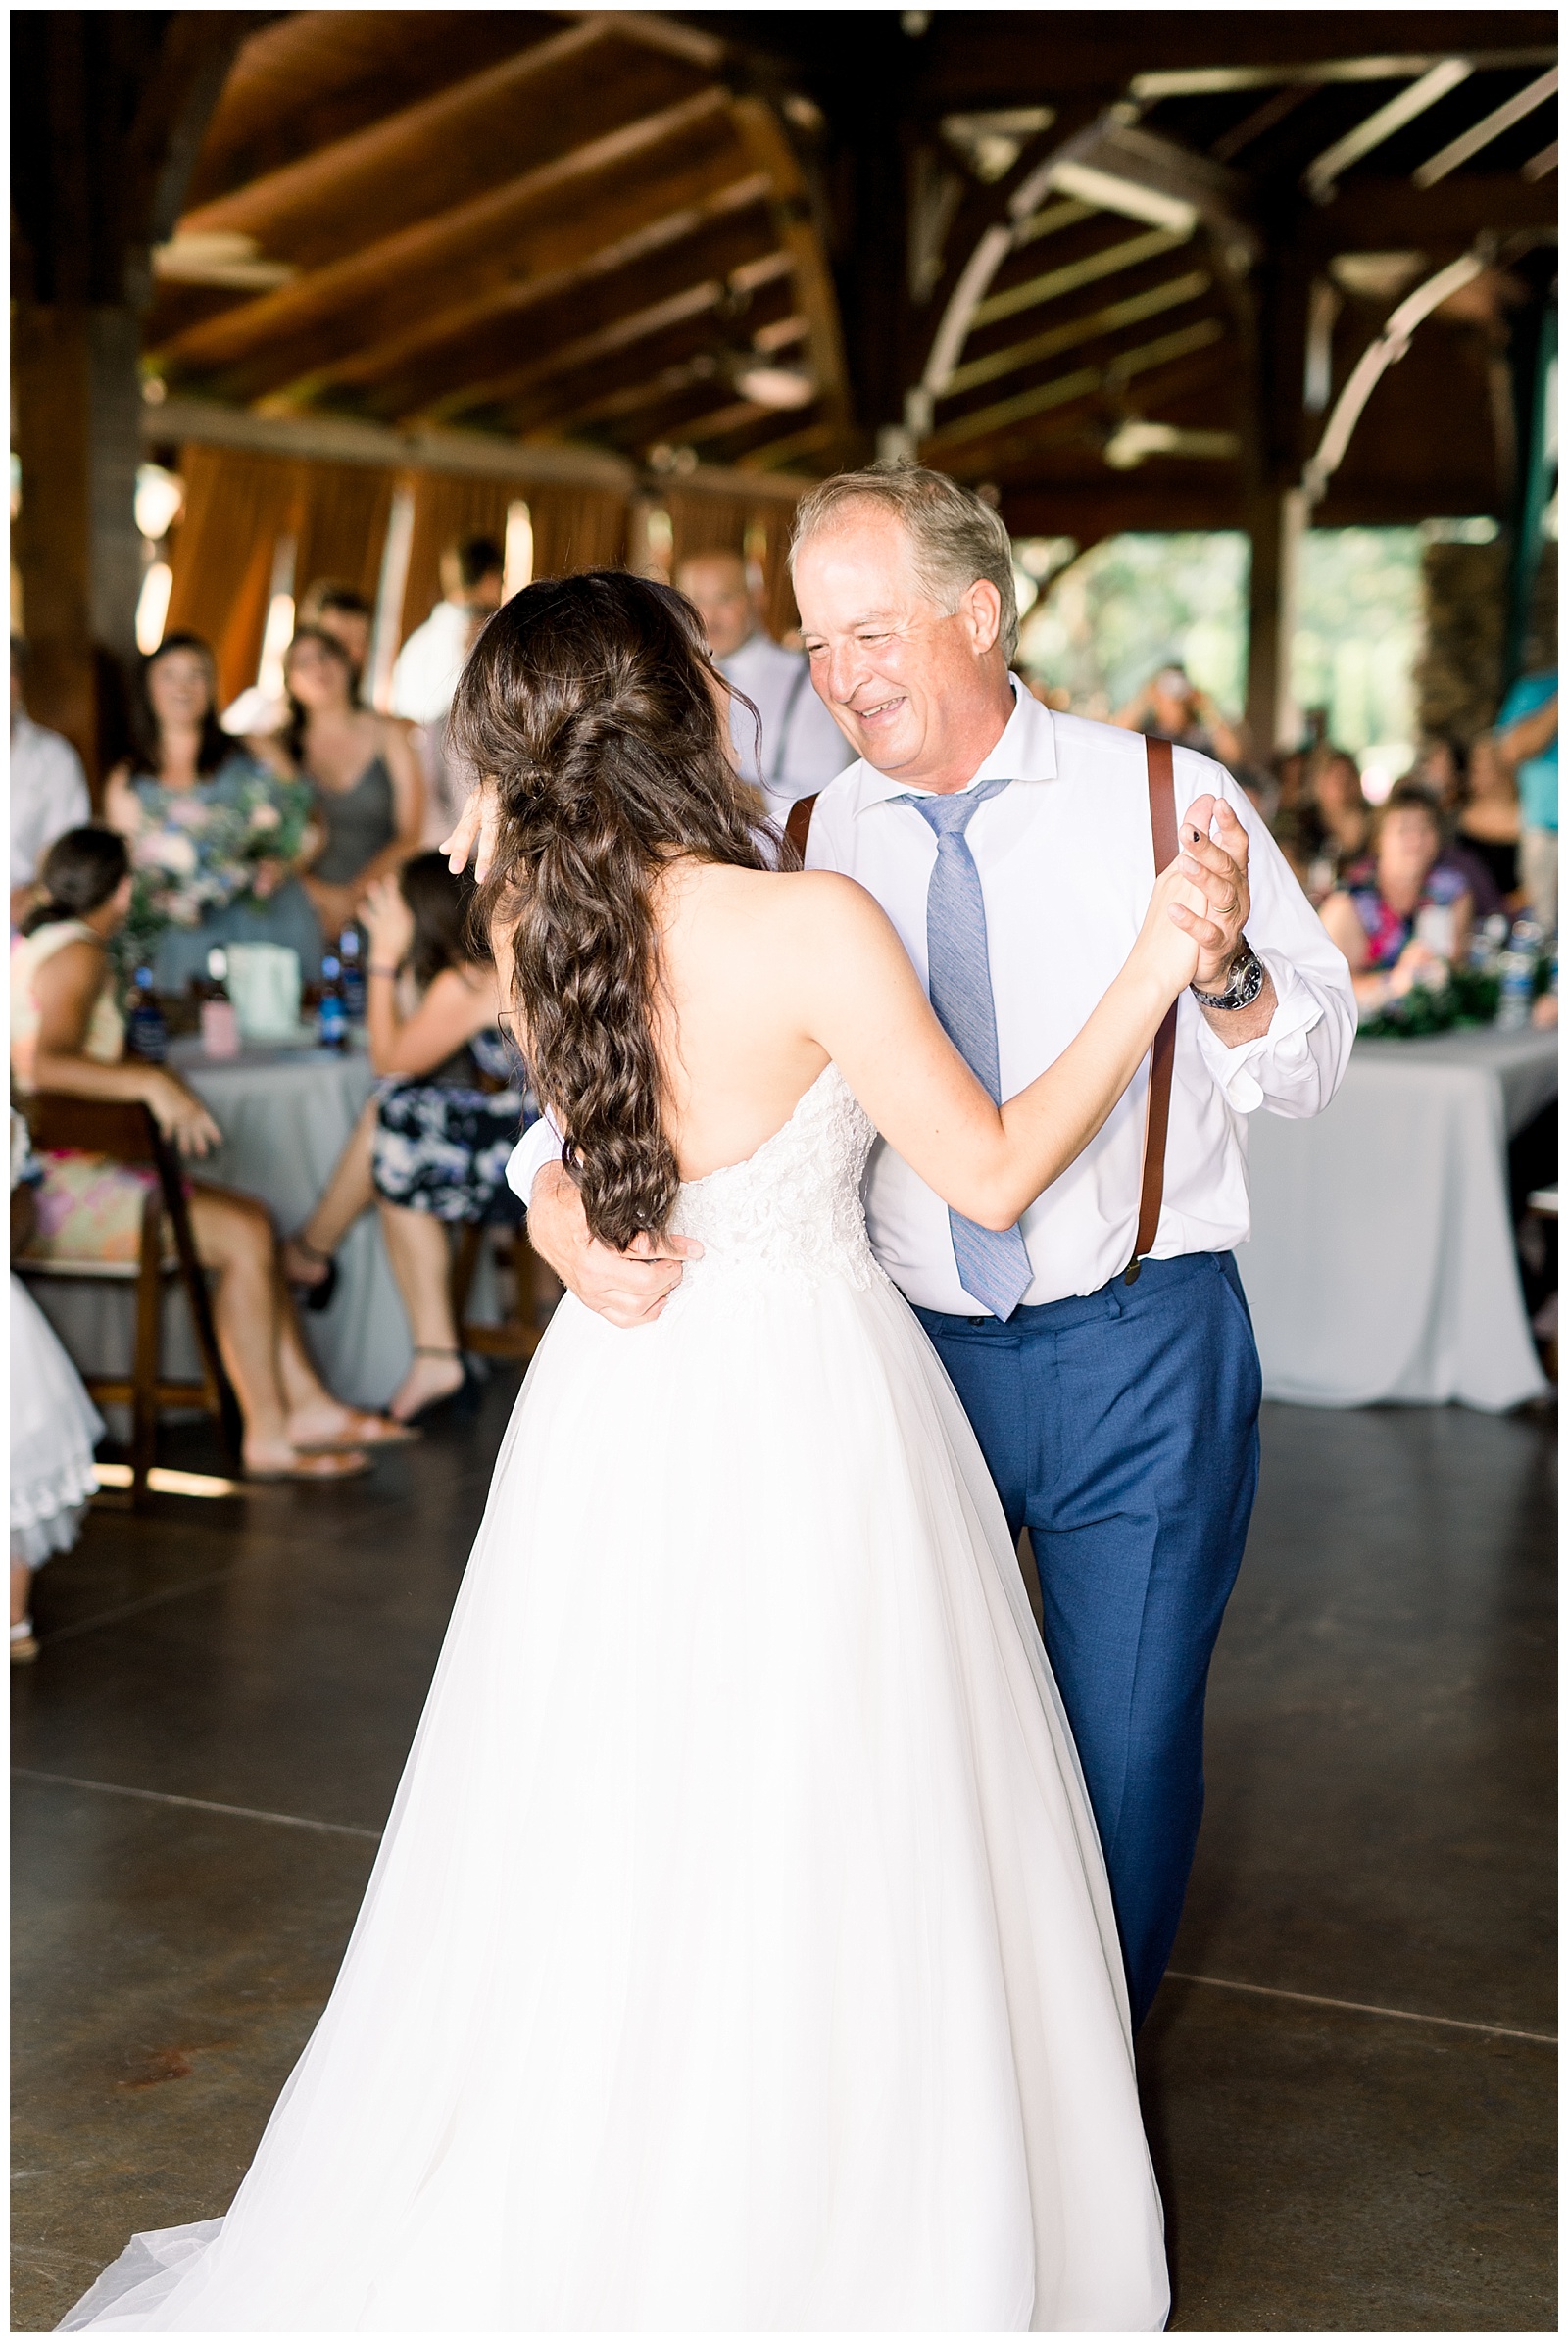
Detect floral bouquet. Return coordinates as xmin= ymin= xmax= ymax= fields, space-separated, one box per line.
xmin=121 ymin=767 xmax=316 ymax=977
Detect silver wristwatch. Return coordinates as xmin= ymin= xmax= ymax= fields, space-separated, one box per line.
xmin=1191 ymin=936 xmax=1265 ymax=1011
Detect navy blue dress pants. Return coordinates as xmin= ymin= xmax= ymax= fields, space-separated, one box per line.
xmin=914 ymin=1249 xmax=1261 ymax=2028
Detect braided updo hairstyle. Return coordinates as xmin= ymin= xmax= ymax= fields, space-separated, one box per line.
xmin=449 ymin=568 xmax=778 ymax=1250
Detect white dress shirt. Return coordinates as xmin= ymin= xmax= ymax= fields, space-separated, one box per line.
xmin=10 ymin=712 xmax=90 ymax=891
xmin=507 ymin=680 xmax=1354 ymax=1309
xmin=390 ymin=602 xmax=476 ymax=726
xmin=719 ymin=632 xmax=851 ymax=825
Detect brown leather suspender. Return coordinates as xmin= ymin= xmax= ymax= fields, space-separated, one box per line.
xmin=783 ymin=792 xmax=818 ymax=862
xmin=1127 ymin=735 xmax=1179 ymax=1283
xmin=785 ymin=744 xmax=1179 ymax=1286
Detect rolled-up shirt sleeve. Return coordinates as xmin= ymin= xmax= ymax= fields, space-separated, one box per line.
xmin=1186 ymin=764 xmax=1358 ymax=1120
xmin=506 ymin=1109 xmax=565 ymax=1206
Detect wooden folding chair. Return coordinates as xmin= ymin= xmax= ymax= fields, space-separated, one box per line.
xmin=17 ymin=1095 xmax=242 ymax=1506
xmin=452 ymin=1217 xmax=557 ymax=1363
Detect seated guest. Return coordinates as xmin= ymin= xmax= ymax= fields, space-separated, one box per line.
xmin=11 ymin=636 xmax=90 ymax=932
xmin=281 ymin=853 xmax=525 ymax=1427
xmin=1301 ymin=747 xmax=1372 ymax=894
xmin=11 ymin=1109 xmax=102 ymax=1660
xmin=1454 ymin=732 xmax=1523 ymax=909
xmin=105 ymin=632 xmax=323 ymax=987
xmin=1319 ymin=786 xmax=1473 ymax=1012
xmin=255 ymin=628 xmax=423 ymax=942
xmin=10 ymin=827 xmax=407 ymax=1480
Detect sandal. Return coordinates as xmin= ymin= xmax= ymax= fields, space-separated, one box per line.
xmin=245 ymin=1448 xmax=374 ymax=1485
xmin=11 ymin=1619 xmax=39 ymax=1664
xmin=283 ymin=1233 xmax=339 ymax=1315
xmin=293 ymin=1411 xmax=420 ymax=1453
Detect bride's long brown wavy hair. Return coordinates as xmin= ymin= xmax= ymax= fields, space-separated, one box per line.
xmin=449 ymin=569 xmax=780 ymax=1250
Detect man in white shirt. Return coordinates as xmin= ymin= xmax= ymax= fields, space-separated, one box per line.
xmin=11 ymin=637 xmax=90 ymax=928
xmin=391 ymin=534 xmax=505 ymax=727
xmin=500 ymin=468 xmax=1354 ymax=2027
xmin=676 ymin=550 xmax=849 ymax=826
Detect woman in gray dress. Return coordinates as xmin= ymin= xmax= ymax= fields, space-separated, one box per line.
xmin=258 ymin=628 xmax=424 ymax=942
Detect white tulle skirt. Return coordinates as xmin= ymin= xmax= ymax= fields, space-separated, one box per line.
xmin=62 ymin=1262 xmax=1168 ymax=2332
xmin=12 ymin=1276 xmax=102 ymax=1568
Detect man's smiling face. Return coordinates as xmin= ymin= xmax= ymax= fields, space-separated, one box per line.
xmin=794 ymin=505 xmax=1010 ymax=793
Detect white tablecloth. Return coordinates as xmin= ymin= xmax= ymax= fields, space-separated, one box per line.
xmin=28 ymin=1044 xmax=412 ymax=1414
xmin=1238 ymin=1028 xmax=1556 ymax=1412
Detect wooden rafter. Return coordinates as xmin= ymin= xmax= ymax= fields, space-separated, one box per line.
xmin=175 ymin=24 xmax=710 ymax=273
xmin=153 ymin=89 xmax=736 ymax=391
xmin=267 ymin=159 xmax=776 ymax=412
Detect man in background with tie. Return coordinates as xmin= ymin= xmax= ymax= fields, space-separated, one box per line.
xmin=502 ymin=467 xmax=1354 ymax=2027
xmin=676 ymin=548 xmax=849 ymax=828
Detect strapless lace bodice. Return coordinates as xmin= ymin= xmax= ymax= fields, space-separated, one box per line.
xmin=669 ymin=1063 xmax=880 ymax=1294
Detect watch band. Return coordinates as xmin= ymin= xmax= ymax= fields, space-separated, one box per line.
xmin=1191 ymin=936 xmax=1264 ymax=1010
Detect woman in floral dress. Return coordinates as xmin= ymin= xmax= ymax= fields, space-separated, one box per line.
xmin=104 ymin=634 xmax=322 ymax=989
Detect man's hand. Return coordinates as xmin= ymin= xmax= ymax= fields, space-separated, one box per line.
xmin=1179 ymin=793 xmax=1278 ymax=1043
xmin=1178 ymin=794 xmax=1250 ymax=987
xmin=528 ymin=1159 xmax=703 ymax=1328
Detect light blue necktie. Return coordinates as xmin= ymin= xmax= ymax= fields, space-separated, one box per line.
xmin=898 ymin=781 xmax=1033 ymax=1320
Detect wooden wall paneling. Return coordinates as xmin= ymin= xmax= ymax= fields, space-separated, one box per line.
xmin=526 ymin=485 xmax=630 ymax=581
xmin=292 ymin=463 xmax=398 ymax=608
xmin=165 ymin=446 xmax=309 ymax=708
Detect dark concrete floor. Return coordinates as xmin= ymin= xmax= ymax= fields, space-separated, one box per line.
xmin=11 ymin=1391 xmax=1556 ymax=2333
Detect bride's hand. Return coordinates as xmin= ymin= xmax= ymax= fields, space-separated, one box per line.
xmin=1130 ymin=860 xmax=1213 ymax=999
xmin=441 ymin=778 xmax=500 ymax=883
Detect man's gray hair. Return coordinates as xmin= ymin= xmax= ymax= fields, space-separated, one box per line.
xmin=787 ymin=464 xmax=1018 ymax=662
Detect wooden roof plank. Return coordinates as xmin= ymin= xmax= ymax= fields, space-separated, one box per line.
xmin=177 ymin=24 xmax=711 ymax=272
xmin=269 ymin=162 xmax=775 ymax=411
xmin=154 ymin=89 xmax=737 ymax=391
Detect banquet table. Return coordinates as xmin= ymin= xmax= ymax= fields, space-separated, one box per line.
xmin=1237 ymin=1026 xmax=1557 ymax=1412
xmin=29 ymin=1039 xmax=412 ymax=1415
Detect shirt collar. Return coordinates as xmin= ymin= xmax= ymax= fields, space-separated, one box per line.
xmin=847 ymin=676 xmax=1058 ymax=811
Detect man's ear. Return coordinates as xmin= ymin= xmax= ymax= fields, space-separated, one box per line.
xmin=962 ymin=577 xmax=1003 ymax=659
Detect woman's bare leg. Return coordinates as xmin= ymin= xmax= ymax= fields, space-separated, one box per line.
xmin=281 ymin=1099 xmax=376 ymax=1289
xmin=379 ymin=1201 xmax=466 ymax=1420
xmin=188 ymin=1188 xmax=368 ymax=1477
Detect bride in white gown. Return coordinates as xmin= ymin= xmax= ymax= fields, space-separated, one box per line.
xmin=63 ymin=572 xmax=1210 ymax=2335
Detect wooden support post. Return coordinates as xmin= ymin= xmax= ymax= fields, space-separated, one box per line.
xmin=1245 ymin=486 xmax=1306 ymax=755
xmin=13 ymin=301 xmax=145 ymax=787
xmin=12 ymin=305 xmax=97 ymax=779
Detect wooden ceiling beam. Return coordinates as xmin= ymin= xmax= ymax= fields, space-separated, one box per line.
xmin=926 ymin=315 xmax=1229 ymax=453
xmin=1291 ymin=171 xmax=1558 ymax=249
xmin=931 ymin=344 xmax=1237 ymax=481
xmin=475 ymin=270 xmax=799 ymax=439
xmin=175 ymin=24 xmax=711 ymax=273
xmin=728 ymin=98 xmax=852 ymax=428
xmin=273 ymin=159 xmax=775 ymax=412
xmin=153 ymin=89 xmax=736 ymax=393
xmin=392 ymin=242 xmax=795 ymax=429
xmin=942 ymin=268 xmax=1214 ymax=401
xmin=184 ymin=14 xmax=564 ymax=211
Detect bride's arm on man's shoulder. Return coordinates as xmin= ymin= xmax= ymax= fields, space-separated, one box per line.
xmin=790 ymin=866 xmax=1208 ymax=1228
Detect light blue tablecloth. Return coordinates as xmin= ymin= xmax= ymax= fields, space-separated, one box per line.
xmin=1238 ymin=1027 xmax=1555 ymax=1411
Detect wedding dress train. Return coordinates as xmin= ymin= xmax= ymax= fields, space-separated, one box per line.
xmin=63 ymin=1065 xmax=1168 ymax=2332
